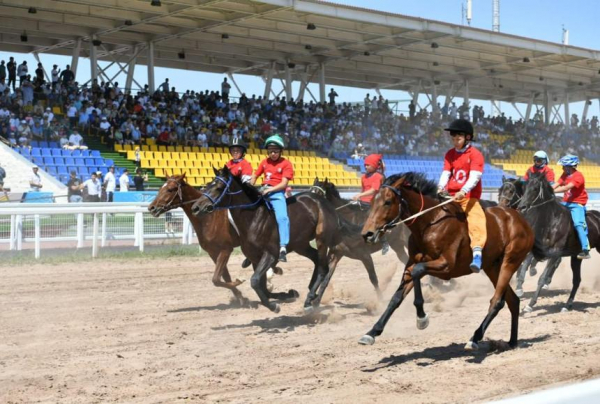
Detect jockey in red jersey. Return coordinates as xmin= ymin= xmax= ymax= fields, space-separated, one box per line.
xmin=226 ymin=139 xmax=253 ymax=183
xmin=524 ymin=150 xmax=555 ymax=185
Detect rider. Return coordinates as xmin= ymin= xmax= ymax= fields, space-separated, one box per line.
xmin=352 ymin=153 xmax=390 ymax=254
xmin=524 ymin=150 xmax=555 ymax=185
xmin=226 ymin=138 xmax=253 ymax=183
xmin=553 ymin=154 xmax=591 ymax=259
xmin=250 ymin=134 xmax=294 ymax=262
xmin=437 ymin=118 xmax=487 ymax=273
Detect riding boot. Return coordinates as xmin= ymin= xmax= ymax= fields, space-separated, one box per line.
xmin=470 ymin=247 xmax=483 ymax=273
xmin=278 ymin=247 xmax=287 ymax=262
xmin=577 ymin=250 xmax=591 ymax=260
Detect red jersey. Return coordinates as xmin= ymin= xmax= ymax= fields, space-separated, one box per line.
xmin=226 ymin=158 xmax=253 ymax=178
xmin=443 ymin=145 xmax=484 ymax=199
xmin=524 ymin=165 xmax=555 ymax=183
xmin=558 ymin=170 xmax=588 ymax=205
xmin=255 ymin=157 xmax=294 ymax=186
xmin=360 ymin=172 xmax=384 ymax=204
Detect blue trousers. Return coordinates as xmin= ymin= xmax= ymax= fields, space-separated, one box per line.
xmin=562 ymin=202 xmax=590 ymax=251
xmin=267 ymin=191 xmax=290 ymax=247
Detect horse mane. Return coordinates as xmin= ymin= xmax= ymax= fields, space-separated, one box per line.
xmin=384 ymin=172 xmax=439 ymax=199
xmin=224 ymin=168 xmax=263 ymax=203
xmin=523 ymin=171 xmax=555 ymax=203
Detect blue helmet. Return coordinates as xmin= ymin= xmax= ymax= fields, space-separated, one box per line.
xmin=558 ymin=154 xmax=579 ymax=167
xmin=533 ymin=150 xmax=549 ymax=165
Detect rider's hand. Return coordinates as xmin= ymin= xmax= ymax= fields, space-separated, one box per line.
xmin=454 ymin=191 xmax=466 ymax=201
xmin=351 ymin=194 xmax=360 ymax=201
xmin=261 ymin=188 xmax=271 ymax=196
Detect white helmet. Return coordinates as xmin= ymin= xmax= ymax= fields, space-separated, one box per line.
xmin=533 ymin=150 xmax=549 ymax=165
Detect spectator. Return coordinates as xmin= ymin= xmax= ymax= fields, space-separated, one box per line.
xmin=69 ymin=129 xmax=85 ymax=148
xmin=6 ymin=57 xmax=16 ymax=91
xmin=81 ymin=172 xmax=102 ymax=202
xmin=59 ymin=64 xmax=74 ymax=85
xmin=119 ymin=169 xmax=130 ymax=192
xmin=29 ymin=166 xmax=42 ymax=191
xmin=221 ymin=77 xmax=231 ymax=102
xmin=103 ymin=166 xmax=117 ymax=202
xmin=328 ymin=88 xmax=338 ymax=105
xmin=0 ymin=162 xmax=6 ymax=191
xmin=67 ymin=171 xmax=83 ymax=202
xmin=133 ymin=168 xmax=148 ymax=191
xmin=0 ymin=60 xmax=5 ymax=85
xmin=17 ymin=61 xmax=27 ymax=87
xmin=51 ymin=64 xmax=60 ymax=89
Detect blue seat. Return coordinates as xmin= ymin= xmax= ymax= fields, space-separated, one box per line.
xmin=48 ymin=142 xmax=59 ymax=148
xmin=57 ymin=166 xmax=68 ymax=175
xmin=90 ymin=150 xmax=101 ymax=158
xmin=71 ymin=150 xmax=82 ymax=157
xmin=75 ymin=158 xmax=85 ymax=166
xmin=94 ymin=158 xmax=104 ymax=166
xmin=82 ymin=174 xmax=91 ymax=182
xmin=81 ymin=150 xmax=91 ymax=157
xmin=41 ymin=148 xmax=52 ymax=157
xmin=78 ymin=167 xmax=89 ymax=175
xmin=61 ymin=149 xmax=72 ymax=157
xmin=33 ymin=157 xmax=44 ymax=166
xmin=51 ymin=149 xmax=62 ymax=157
xmin=43 ymin=157 xmax=54 ymax=166
xmin=46 ymin=166 xmax=58 ymax=175
xmin=85 ymin=158 xmax=95 ymax=166
xmin=30 ymin=141 xmax=40 ymax=148
xmin=20 ymin=147 xmax=30 ymax=156
xmin=99 ymin=167 xmax=108 ymax=175
xmin=54 ymin=157 xmax=65 ymax=166
xmin=67 ymin=166 xmax=78 ymax=174
xmin=105 ymin=159 xmax=114 ymax=167
xmin=65 ymin=157 xmax=75 ymax=166
xmin=59 ymin=174 xmax=69 ymax=184
xmin=39 ymin=141 xmax=49 ymax=148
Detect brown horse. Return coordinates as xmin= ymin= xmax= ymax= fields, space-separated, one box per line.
xmin=147 ymin=174 xmax=287 ymax=306
xmin=360 ymin=172 xmax=535 ymax=350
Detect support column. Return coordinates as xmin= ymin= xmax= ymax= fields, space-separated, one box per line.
xmin=263 ymin=62 xmax=274 ymax=100
xmin=582 ymin=98 xmax=590 ymax=123
xmin=443 ymin=82 xmax=454 ymax=109
xmin=284 ymin=61 xmax=292 ymax=101
xmin=32 ymin=53 xmax=51 ymax=83
xmin=147 ymin=41 xmax=155 ymax=94
xmin=125 ymin=46 xmax=138 ymax=91
xmin=227 ymin=72 xmax=243 ymax=96
xmin=90 ymin=37 xmax=98 ymax=81
xmin=564 ymin=93 xmax=570 ymax=127
xmin=544 ymin=90 xmax=550 ymax=126
xmin=319 ymin=62 xmax=326 ymax=103
xmin=431 ymin=83 xmax=438 ymax=113
xmin=463 ymin=79 xmax=470 ymax=110
xmin=525 ymin=92 xmax=535 ymax=123
xmin=297 ymin=68 xmax=308 ymax=101
xmin=71 ymin=38 xmax=81 ymax=78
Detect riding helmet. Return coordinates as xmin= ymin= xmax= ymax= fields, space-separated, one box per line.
xmin=533 ymin=150 xmax=549 ymax=165
xmin=264 ymin=134 xmax=285 ymax=149
xmin=229 ymin=138 xmax=247 ymax=154
xmin=444 ymin=119 xmax=474 ymax=140
xmin=557 ymin=154 xmax=579 ymax=167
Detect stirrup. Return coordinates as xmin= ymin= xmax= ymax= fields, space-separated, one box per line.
xmin=577 ymin=250 xmax=591 ymax=260
xmin=278 ymin=249 xmax=287 ymax=262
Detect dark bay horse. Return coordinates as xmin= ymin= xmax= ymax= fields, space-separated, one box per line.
xmin=498 ymin=176 xmax=562 ymax=297
xmin=148 ymin=175 xmax=285 ymax=306
xmin=191 ymin=167 xmax=343 ymax=313
xmin=360 ymin=172 xmax=534 ymax=350
xmin=516 ymin=172 xmax=600 ymax=313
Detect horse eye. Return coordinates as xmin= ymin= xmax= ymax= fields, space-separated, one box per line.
xmin=384 ymin=200 xmax=392 ymax=206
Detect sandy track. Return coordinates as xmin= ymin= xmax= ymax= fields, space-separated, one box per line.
xmin=1 ymin=253 xmax=600 ymax=403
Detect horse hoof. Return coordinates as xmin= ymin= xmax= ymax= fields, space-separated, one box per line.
xmin=273 ymin=266 xmax=284 ymax=275
xmin=561 ymin=307 xmax=569 ymax=313
xmin=515 ymin=289 xmax=524 ymax=298
xmin=522 ymin=305 xmax=533 ymax=313
xmin=289 ymin=289 xmax=300 ymax=299
xmin=464 ymin=341 xmax=479 ymax=351
xmin=416 ymin=314 xmax=429 ymax=330
xmin=269 ymin=302 xmax=280 ymax=313
xmin=358 ymin=335 xmax=375 ymax=345
xmin=542 ymin=284 xmax=550 ymax=290
xmin=303 ymin=306 xmax=315 ymax=315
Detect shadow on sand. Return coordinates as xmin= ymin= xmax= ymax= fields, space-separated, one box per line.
xmin=362 ymin=334 xmax=552 ymax=371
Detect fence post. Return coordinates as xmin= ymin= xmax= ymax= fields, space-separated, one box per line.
xmin=16 ymin=214 xmax=22 ymax=251
xmin=101 ymin=213 xmax=107 ymax=247
xmin=92 ymin=213 xmax=99 ymax=258
xmin=10 ymin=214 xmax=15 ymax=250
xmin=77 ymin=213 xmax=84 ymax=248
xmin=133 ymin=211 xmax=139 ymax=247
xmin=137 ymin=212 xmax=144 ymax=252
xmin=182 ymin=214 xmax=190 ymax=245
xmin=34 ymin=214 xmax=40 ymax=259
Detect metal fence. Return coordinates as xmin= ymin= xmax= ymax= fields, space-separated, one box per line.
xmin=0 ymin=203 xmax=195 ymax=259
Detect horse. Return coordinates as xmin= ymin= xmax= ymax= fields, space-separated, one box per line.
xmin=498 ymin=176 xmax=562 ymax=297
xmin=191 ymin=167 xmax=345 ymax=313
xmin=147 ymin=174 xmax=285 ymax=306
xmin=516 ymin=172 xmax=600 ymax=313
xmin=359 ymin=172 xmax=535 ymax=350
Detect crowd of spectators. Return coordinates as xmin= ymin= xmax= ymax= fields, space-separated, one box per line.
xmin=1 ymin=55 xmax=600 ymax=166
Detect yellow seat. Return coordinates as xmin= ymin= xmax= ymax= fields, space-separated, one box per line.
xmin=149 ymin=145 xmax=158 ymax=152
xmin=155 ymin=168 xmax=165 ymax=177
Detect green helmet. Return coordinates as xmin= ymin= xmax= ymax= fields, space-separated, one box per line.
xmin=264 ymin=134 xmax=285 ymax=149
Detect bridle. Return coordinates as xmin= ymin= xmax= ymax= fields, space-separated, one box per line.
xmin=518 ymin=179 xmax=554 ymax=212
xmin=499 ymin=180 xmax=522 ymax=208
xmin=309 ymin=185 xmax=326 ymax=197
xmin=153 ymin=178 xmax=186 ymax=214
xmin=201 ymin=175 xmax=264 ymax=212
xmin=376 ymin=184 xmax=425 ymax=232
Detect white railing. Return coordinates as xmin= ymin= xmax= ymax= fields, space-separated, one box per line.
xmin=0 ymin=202 xmax=195 ymax=259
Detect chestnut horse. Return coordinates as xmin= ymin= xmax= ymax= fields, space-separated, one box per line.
xmin=360 ymin=172 xmax=535 ymax=350
xmin=148 ymin=174 xmax=287 ymax=306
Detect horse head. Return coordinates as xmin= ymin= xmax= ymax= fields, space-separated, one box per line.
xmin=310 ymin=177 xmax=338 ymax=200
xmin=362 ymin=177 xmax=405 ymax=244
xmin=498 ymin=176 xmax=525 ymax=208
xmin=191 ymin=166 xmax=234 ymax=216
xmin=148 ymin=174 xmax=188 ymax=217
xmin=517 ymin=172 xmax=554 ymax=212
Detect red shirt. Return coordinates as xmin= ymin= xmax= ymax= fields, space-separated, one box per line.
xmin=443 ymin=145 xmax=484 ymax=199
xmin=226 ymin=159 xmax=253 ymax=178
xmin=524 ymin=165 xmax=555 ymax=183
xmin=558 ymin=170 xmax=588 ymax=205
xmin=255 ymin=157 xmax=294 ymax=186
xmin=360 ymin=172 xmax=384 ymax=204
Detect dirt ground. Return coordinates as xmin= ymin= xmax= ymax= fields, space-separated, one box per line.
xmin=2 ymin=251 xmax=600 ymax=404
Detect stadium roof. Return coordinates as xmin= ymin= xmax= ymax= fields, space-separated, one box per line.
xmin=3 ymin=0 xmax=600 ymax=104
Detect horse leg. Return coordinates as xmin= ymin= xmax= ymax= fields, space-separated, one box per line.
xmin=208 ymin=250 xmax=248 ymax=305
xmin=249 ymin=253 xmax=280 ymax=312
xmin=358 ymin=269 xmax=414 ymax=346
xmin=515 ymin=253 xmax=533 ymax=297
xmin=466 ymin=264 xmax=510 ymax=350
xmin=411 ymin=263 xmax=431 ymax=330
xmin=523 ymin=261 xmax=556 ymax=313
xmin=564 ymin=256 xmax=582 ymax=312
xmin=312 ymin=250 xmax=342 ymax=308
xmin=528 ymin=257 xmax=538 ymax=277
xmin=543 ymin=257 xmax=561 ymax=289
xmin=304 ymin=239 xmax=330 ymax=311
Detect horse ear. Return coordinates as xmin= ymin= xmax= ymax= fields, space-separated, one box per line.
xmin=212 ymin=166 xmax=218 ymax=175
xmin=314 ymin=176 xmax=319 ymax=184
xmin=181 ymin=172 xmax=186 ymax=180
